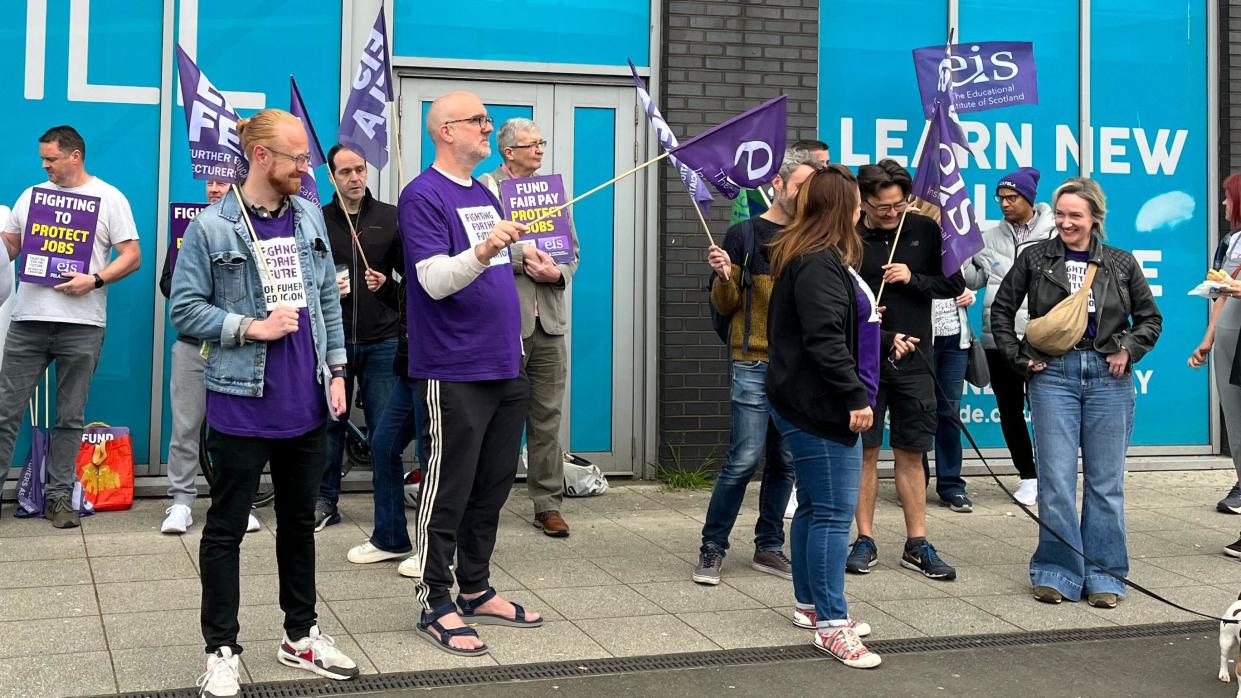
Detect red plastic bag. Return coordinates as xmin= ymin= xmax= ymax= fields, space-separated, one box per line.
xmin=75 ymin=423 xmax=134 ymax=511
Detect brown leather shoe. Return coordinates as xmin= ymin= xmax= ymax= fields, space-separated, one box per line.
xmin=534 ymin=511 xmax=570 ymax=538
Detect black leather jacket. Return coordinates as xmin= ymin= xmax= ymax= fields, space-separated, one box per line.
xmin=991 ymin=235 xmax=1162 ymax=375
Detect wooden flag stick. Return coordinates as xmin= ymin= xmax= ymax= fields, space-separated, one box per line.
xmin=336 ymin=198 xmax=373 ymax=271
xmin=526 ymin=151 xmax=670 ymax=226
xmin=874 ymin=205 xmax=913 ymax=305
xmin=686 ymin=190 xmax=716 ymax=247
xmin=390 ymin=101 xmax=405 ymax=188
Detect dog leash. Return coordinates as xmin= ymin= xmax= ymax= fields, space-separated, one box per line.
xmin=908 ymin=348 xmax=1240 ymax=624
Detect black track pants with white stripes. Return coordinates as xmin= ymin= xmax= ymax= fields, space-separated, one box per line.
xmin=410 ymin=376 xmax=530 ymax=610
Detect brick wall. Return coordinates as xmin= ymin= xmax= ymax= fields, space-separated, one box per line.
xmin=657 ymin=0 xmax=820 ymax=468
xmin=1224 ymin=1 xmax=1238 ymax=178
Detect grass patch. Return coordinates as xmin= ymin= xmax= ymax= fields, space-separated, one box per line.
xmin=656 ymin=463 xmax=716 ymax=491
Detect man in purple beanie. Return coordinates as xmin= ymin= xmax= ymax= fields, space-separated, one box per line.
xmin=962 ymin=167 xmax=1057 ymax=507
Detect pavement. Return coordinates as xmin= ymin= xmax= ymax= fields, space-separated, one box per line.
xmin=1 ymin=468 xmax=1241 ymax=697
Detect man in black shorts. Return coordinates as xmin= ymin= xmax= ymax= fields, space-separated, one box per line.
xmin=848 ymin=160 xmax=964 ymax=581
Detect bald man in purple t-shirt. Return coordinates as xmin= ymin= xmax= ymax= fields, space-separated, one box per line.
xmin=397 ymin=91 xmax=543 ymax=657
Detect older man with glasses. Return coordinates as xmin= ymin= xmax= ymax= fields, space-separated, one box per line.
xmin=479 ymin=119 xmax=580 ymax=537
xmin=396 ymin=92 xmax=543 ymax=657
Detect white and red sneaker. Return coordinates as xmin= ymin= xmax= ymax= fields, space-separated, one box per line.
xmin=277 ymin=625 xmax=360 ymax=680
xmin=791 ymin=608 xmax=871 ymax=636
xmin=196 ymin=647 xmax=240 ymax=697
xmin=814 ymin=625 xmax=882 ymax=669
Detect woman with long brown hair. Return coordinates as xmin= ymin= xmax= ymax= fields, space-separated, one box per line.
xmin=766 ymin=164 xmax=914 ymax=669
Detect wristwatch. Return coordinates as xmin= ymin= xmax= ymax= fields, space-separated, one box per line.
xmin=92 ymin=273 xmax=105 ymax=289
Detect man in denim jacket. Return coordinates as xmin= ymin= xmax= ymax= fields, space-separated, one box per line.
xmin=170 ymin=110 xmax=357 ymax=697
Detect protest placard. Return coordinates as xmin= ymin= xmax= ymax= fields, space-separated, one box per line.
xmin=168 ymin=203 xmax=207 ymax=274
xmin=19 ymin=187 xmax=100 ymax=286
xmin=499 ymin=174 xmax=576 ymax=263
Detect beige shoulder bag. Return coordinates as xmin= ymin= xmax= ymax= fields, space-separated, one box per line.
xmin=1025 ymin=263 xmax=1097 ymax=356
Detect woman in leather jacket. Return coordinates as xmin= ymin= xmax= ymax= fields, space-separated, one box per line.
xmin=991 ymin=177 xmax=1162 ymax=610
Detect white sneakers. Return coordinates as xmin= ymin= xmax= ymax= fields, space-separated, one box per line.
xmin=398 ymin=556 xmax=421 ymax=578
xmin=161 ymin=504 xmax=193 ymax=534
xmin=1013 ymin=479 xmax=1039 ymax=507
xmin=161 ymin=504 xmax=260 ymax=535
xmin=197 ymin=647 xmax=241 ymax=698
xmin=347 ymin=541 xmax=407 ymax=564
xmin=276 ymin=625 xmax=360 ymax=680
xmin=815 ymin=625 xmax=882 ymax=669
xmin=199 ymin=627 xmax=360 ymax=697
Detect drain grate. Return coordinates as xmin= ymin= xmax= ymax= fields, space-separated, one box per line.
xmin=101 ymin=620 xmax=1216 ymax=697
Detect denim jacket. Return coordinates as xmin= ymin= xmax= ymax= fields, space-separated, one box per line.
xmin=169 ymin=192 xmax=346 ymax=397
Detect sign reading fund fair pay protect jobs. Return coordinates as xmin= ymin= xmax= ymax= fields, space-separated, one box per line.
xmin=499 ymin=174 xmax=577 ymax=263
xmin=19 ymin=187 xmax=100 ymax=286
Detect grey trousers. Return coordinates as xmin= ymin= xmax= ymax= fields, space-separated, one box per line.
xmin=167 ymin=340 xmax=206 ymax=505
xmin=1215 ymin=326 xmax=1241 ymax=482
xmin=0 ymin=320 xmax=104 ymax=499
xmin=522 ymin=324 xmax=567 ymax=513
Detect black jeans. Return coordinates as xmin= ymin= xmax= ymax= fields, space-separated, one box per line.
xmin=200 ymin=424 xmax=325 ymax=655
xmin=984 ymin=348 xmax=1036 ymax=480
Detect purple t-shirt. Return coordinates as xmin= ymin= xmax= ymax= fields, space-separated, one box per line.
xmin=848 ymin=267 xmax=881 ymax=405
xmin=207 ymin=210 xmax=326 ymax=438
xmin=398 ymin=168 xmax=522 ymax=381
xmin=1064 ymin=249 xmax=1097 ymax=340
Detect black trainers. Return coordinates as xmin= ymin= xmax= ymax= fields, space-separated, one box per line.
xmin=939 ymin=493 xmax=973 ymax=513
xmin=901 ymin=539 xmax=956 ymax=580
xmin=845 ymin=536 xmax=878 ymax=574
xmin=314 ymin=501 xmax=341 ymax=532
xmin=1219 ymin=483 xmax=1241 ymax=514
xmin=1224 ymin=536 xmax=1241 ymax=559
xmin=692 ymin=548 xmax=724 ymax=585
xmin=44 ymin=496 xmax=80 ymax=529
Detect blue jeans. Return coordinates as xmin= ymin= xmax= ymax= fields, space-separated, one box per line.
xmin=928 ymin=335 xmax=969 ymax=499
xmin=1028 ymin=350 xmax=1134 ymax=600
xmin=700 ymin=361 xmax=794 ymax=554
xmin=320 ymin=339 xmax=398 ymax=506
xmin=367 ymin=375 xmax=428 ymax=553
xmin=771 ymin=408 xmax=861 ymax=625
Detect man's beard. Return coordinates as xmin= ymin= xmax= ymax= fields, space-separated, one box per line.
xmin=269 ymin=169 xmax=301 ymax=197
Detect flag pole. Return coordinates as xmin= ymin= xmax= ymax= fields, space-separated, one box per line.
xmin=756 ymin=186 xmax=773 ymax=209
xmin=527 ymin=151 xmax=670 ymax=226
xmin=687 ymin=191 xmax=716 ymax=247
xmin=389 ymin=101 xmax=405 ymax=188
xmin=336 ymin=199 xmax=373 ymax=271
xmin=874 ymin=206 xmax=913 ymax=305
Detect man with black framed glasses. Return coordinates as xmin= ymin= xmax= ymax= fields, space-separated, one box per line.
xmin=396 ymin=92 xmax=542 ymax=656
xmin=848 ymin=159 xmax=965 ymax=582
xmin=480 ymin=118 xmax=580 ymax=537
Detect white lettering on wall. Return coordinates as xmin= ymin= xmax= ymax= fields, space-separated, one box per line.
xmin=1132 ymin=249 xmax=1163 ymax=297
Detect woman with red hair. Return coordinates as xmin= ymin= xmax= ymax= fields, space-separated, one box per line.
xmin=1188 ymin=173 xmax=1241 ymax=524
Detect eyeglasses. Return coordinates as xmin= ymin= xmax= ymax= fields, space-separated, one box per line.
xmin=994 ymin=194 xmax=1021 ymax=204
xmin=444 ymin=115 xmax=495 ymax=129
xmin=507 ymin=140 xmax=548 ymax=150
xmin=265 ymin=147 xmax=313 ymax=169
xmin=864 ymin=197 xmax=911 ymax=214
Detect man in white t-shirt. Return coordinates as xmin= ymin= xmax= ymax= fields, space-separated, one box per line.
xmin=0 ymin=125 xmax=141 ymax=527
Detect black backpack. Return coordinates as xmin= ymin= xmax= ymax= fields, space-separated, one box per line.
xmin=707 ymin=218 xmax=760 ymax=352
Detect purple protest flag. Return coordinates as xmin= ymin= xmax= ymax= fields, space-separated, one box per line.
xmin=912 ymin=86 xmax=985 ymax=276
xmin=338 ymin=6 xmax=394 ymax=170
xmin=669 ymin=96 xmax=787 ymax=200
xmin=628 ymin=60 xmax=714 ymax=217
xmin=289 ymin=76 xmax=326 ymax=205
xmin=913 ymin=41 xmax=1038 ymax=118
xmin=175 ymin=45 xmax=244 ymax=184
